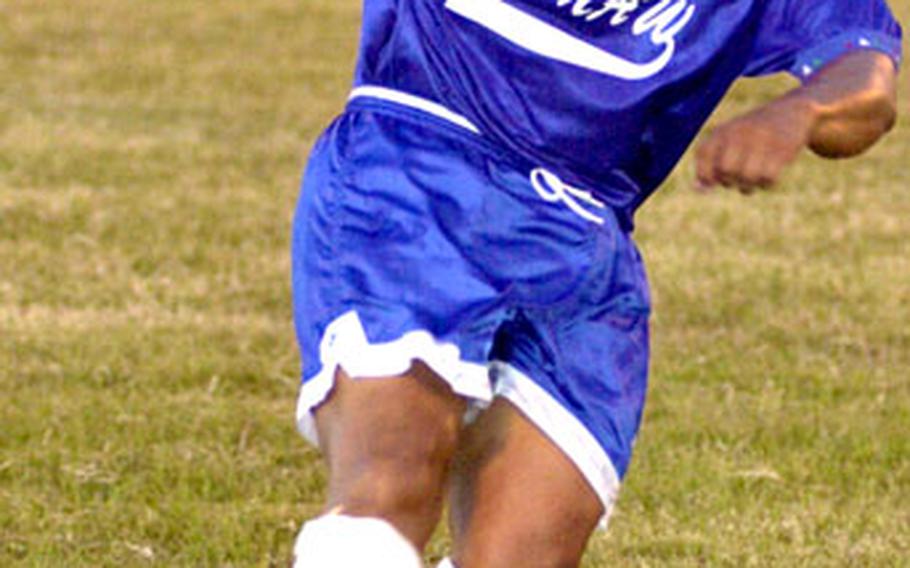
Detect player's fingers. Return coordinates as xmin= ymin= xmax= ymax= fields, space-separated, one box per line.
xmin=695 ymin=133 xmax=723 ymax=190
xmin=714 ymin=135 xmax=750 ymax=190
xmin=762 ymin=157 xmax=788 ymax=190
xmin=752 ymin=143 xmax=798 ymax=191
xmin=738 ymin=149 xmax=776 ymax=192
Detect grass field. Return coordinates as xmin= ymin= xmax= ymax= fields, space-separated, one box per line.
xmin=1 ymin=1 xmax=908 ymax=566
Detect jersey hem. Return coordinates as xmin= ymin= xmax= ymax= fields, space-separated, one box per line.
xmin=791 ymin=29 xmax=903 ymax=81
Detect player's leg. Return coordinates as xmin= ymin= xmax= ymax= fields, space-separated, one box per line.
xmin=447 ymin=398 xmax=604 ymax=568
xmin=316 ymin=362 xmax=466 ymax=546
xmin=290 ymin=108 xmax=522 ymax=565
xmin=446 ymin=226 xmax=652 ymax=568
xmin=290 ymin=100 xmax=630 ymax=565
xmin=293 ymin=361 xmax=467 ymax=566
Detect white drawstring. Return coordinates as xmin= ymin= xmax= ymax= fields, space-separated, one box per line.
xmin=530 ymin=168 xmax=606 ymax=225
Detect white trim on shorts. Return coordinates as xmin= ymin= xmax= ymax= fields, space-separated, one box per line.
xmin=491 ymin=361 xmax=621 ymax=529
xmin=296 ymin=311 xmax=622 ymax=528
xmin=295 ymin=310 xmax=494 ymax=445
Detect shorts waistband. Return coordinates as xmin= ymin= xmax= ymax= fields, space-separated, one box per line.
xmin=346 ymin=85 xmax=614 ymax=228
xmin=348 ymin=86 xmax=481 ymax=135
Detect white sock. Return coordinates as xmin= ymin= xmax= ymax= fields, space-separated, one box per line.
xmin=436 ymin=558 xmax=457 ymax=568
xmin=292 ymin=514 xmax=423 ymax=567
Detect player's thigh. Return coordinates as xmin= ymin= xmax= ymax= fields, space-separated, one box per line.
xmin=449 ymin=398 xmax=604 ymax=568
xmin=315 ymin=362 xmax=467 ymax=546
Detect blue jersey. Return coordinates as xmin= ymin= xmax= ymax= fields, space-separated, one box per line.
xmin=353 ymin=0 xmax=901 ymax=223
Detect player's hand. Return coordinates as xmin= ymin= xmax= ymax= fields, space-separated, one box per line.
xmin=695 ymin=95 xmax=817 ymax=194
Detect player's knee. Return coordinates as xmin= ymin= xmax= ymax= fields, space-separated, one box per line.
xmin=456 ymin=514 xmax=595 ymax=568
xmin=458 ymin=532 xmax=582 ymax=568
xmin=338 ymin=457 xmax=444 ymax=519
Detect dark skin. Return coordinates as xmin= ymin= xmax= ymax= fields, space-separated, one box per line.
xmin=696 ymin=50 xmax=898 ymax=194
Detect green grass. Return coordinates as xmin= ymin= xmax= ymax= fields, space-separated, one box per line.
xmin=1 ymin=1 xmax=908 ymax=565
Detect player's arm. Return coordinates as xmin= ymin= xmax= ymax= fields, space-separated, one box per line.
xmin=695 ymin=49 xmax=898 ymax=193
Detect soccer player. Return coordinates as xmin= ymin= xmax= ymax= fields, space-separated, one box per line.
xmin=290 ymin=1 xmax=901 ymax=566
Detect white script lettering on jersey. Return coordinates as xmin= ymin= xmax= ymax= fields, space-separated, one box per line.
xmin=556 ymin=0 xmax=640 ymax=25
xmin=445 ymin=0 xmax=696 ymax=80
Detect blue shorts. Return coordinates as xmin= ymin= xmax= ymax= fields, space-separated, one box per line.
xmin=292 ymin=90 xmax=651 ymax=523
